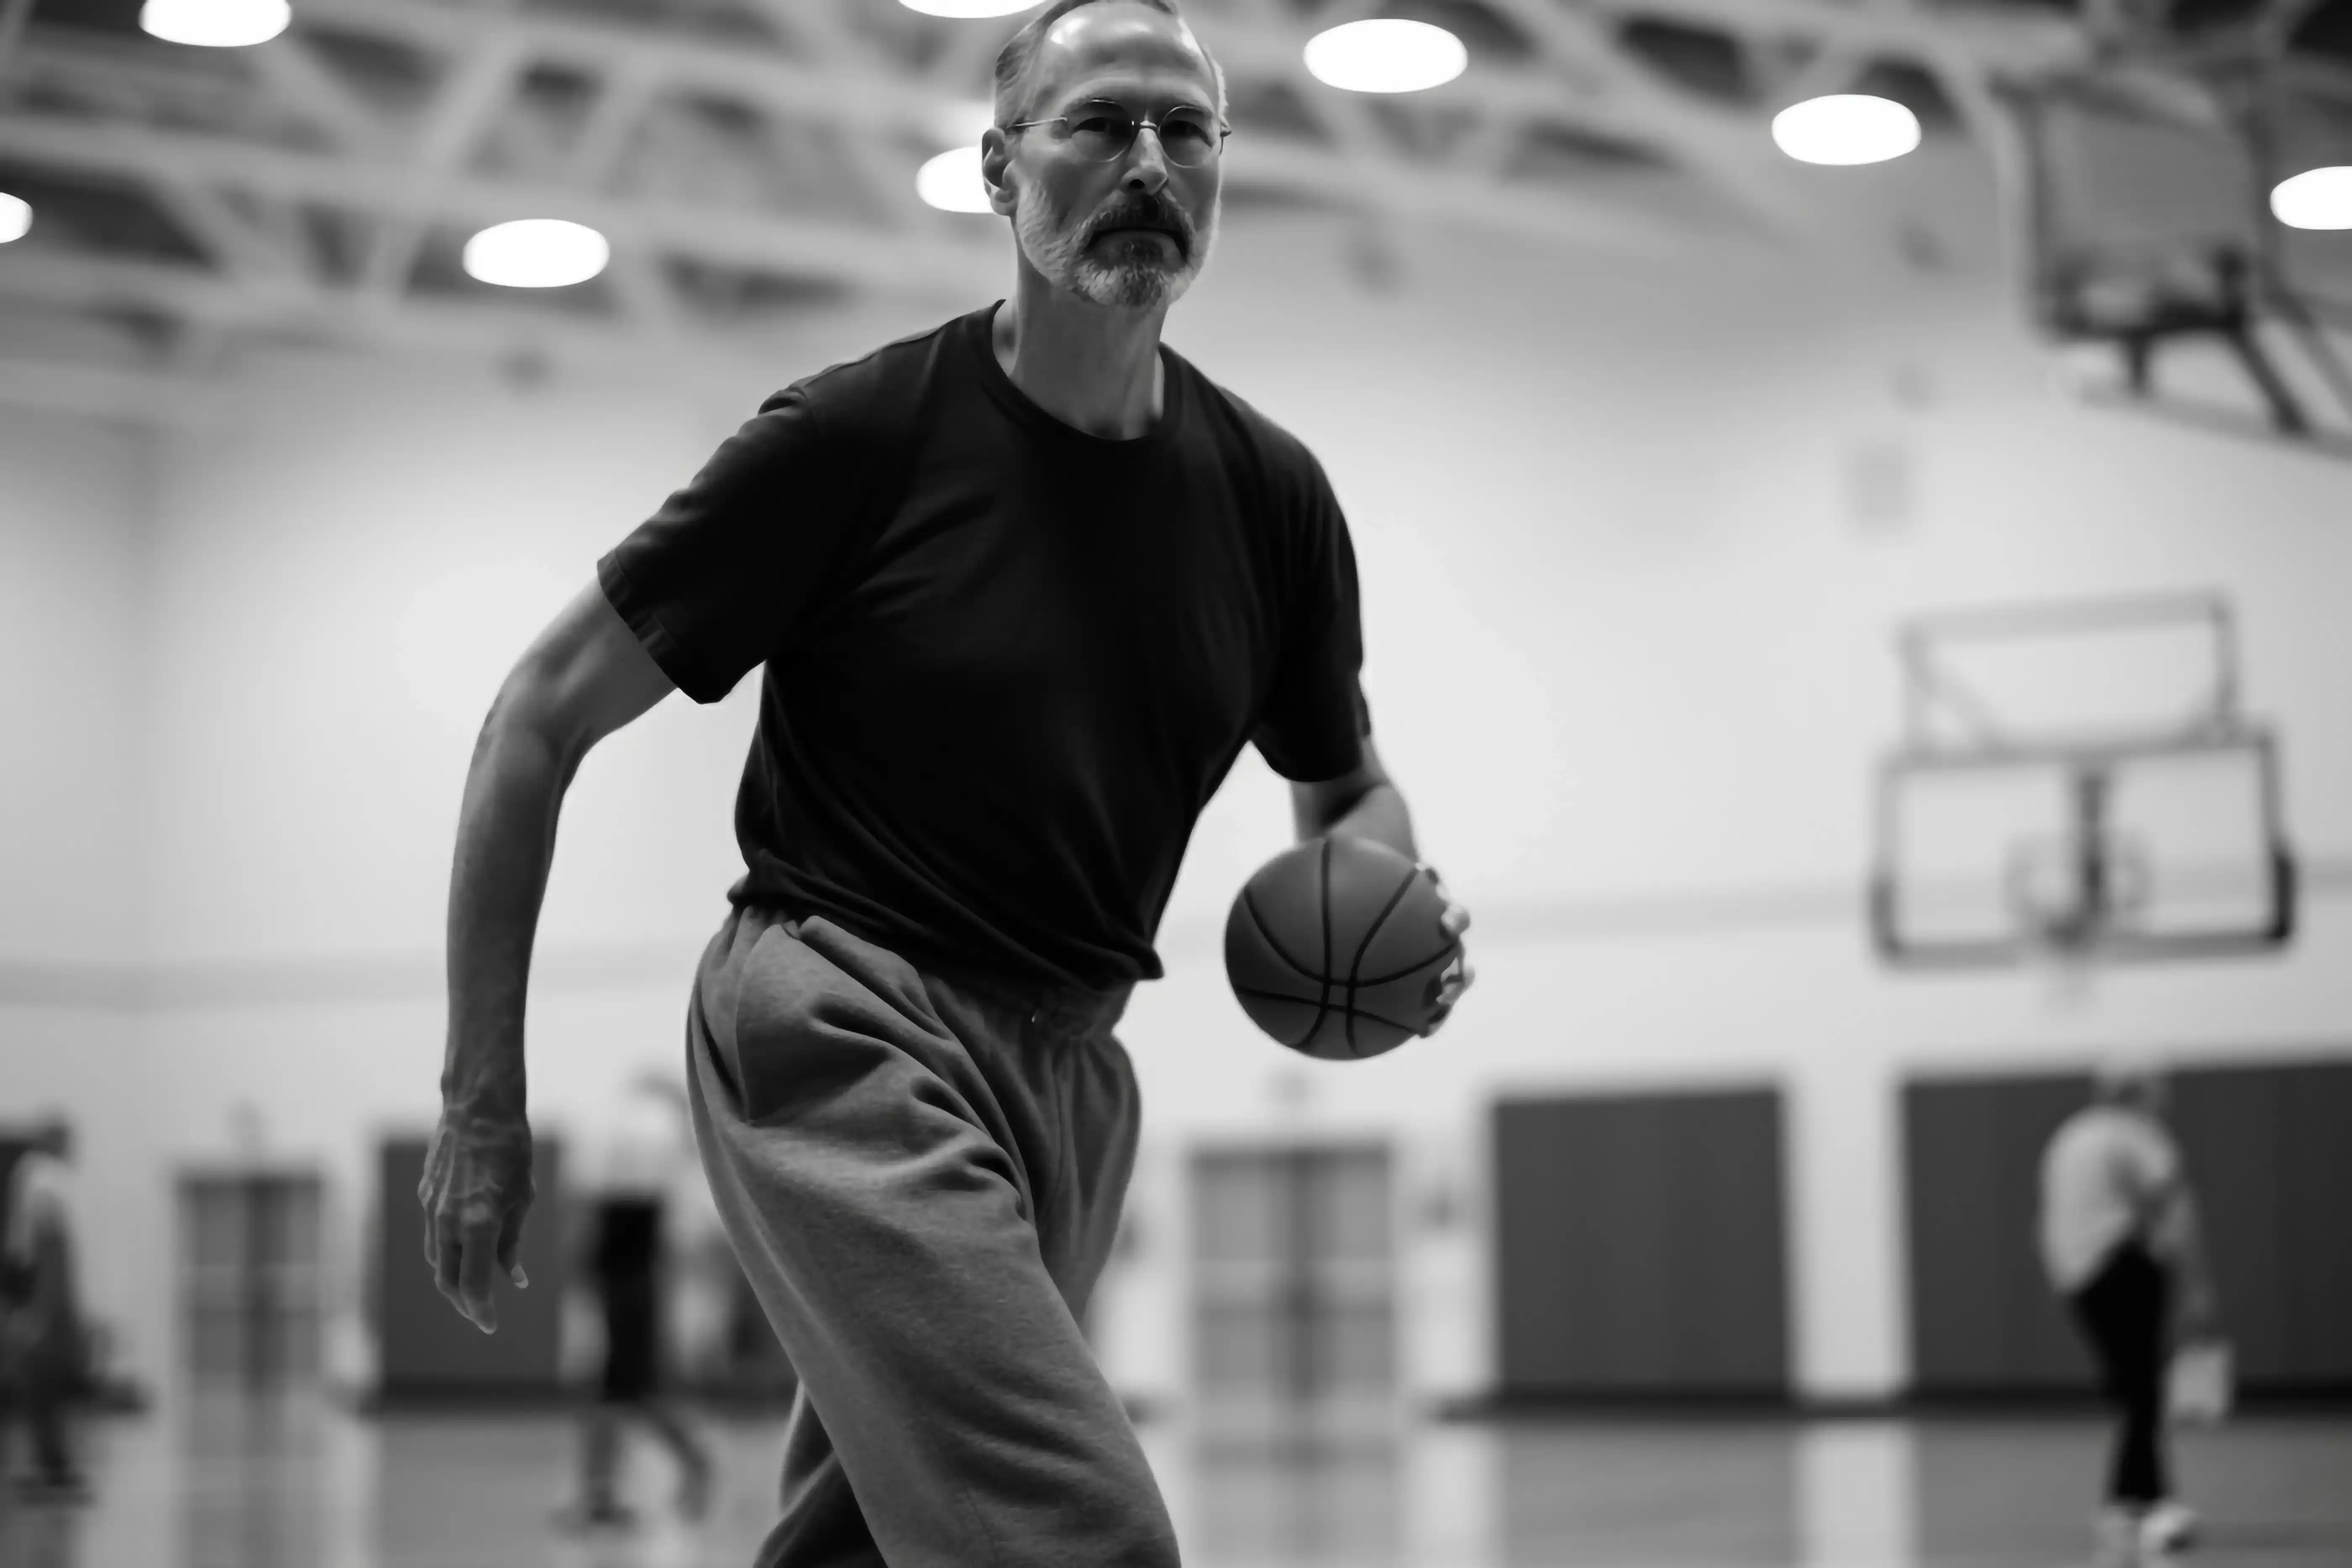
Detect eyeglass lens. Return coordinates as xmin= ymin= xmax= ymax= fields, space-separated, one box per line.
xmin=1066 ymin=107 xmax=1221 ymax=165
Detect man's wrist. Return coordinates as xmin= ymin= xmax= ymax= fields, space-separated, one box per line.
xmin=439 ymin=1059 xmax=528 ymax=1124
xmin=1323 ymin=819 xmax=1416 ymax=865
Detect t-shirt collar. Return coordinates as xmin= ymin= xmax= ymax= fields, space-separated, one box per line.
xmin=965 ymin=300 xmax=1183 ymax=454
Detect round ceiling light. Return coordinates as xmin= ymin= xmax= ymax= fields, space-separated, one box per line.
xmin=898 ymin=0 xmax=1041 ymax=16
xmin=462 ymin=219 xmax=611 ymax=288
xmin=1303 ymin=19 xmax=1468 ymax=94
xmin=918 ymin=147 xmax=994 ymax=214
xmin=932 ymin=100 xmax=1001 ymax=150
xmin=0 ymin=194 xmax=30 ymax=244
xmin=140 ymin=0 xmax=291 ymax=47
xmin=1771 ymin=94 xmax=1922 ymax=166
xmin=2272 ymin=166 xmax=2352 ymax=230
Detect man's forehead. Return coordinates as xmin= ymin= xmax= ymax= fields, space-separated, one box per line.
xmin=1034 ymin=6 xmax=1215 ymax=104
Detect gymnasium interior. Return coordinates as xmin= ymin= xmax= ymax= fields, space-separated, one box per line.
xmin=2 ymin=0 xmax=2349 ymax=1564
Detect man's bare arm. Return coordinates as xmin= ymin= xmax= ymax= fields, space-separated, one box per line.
xmin=423 ymin=580 xmax=675 ymax=1332
xmin=441 ymin=582 xmax=675 ymax=1115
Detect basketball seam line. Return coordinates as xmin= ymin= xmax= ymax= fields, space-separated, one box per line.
xmin=1240 ymin=889 xmax=1331 ymax=1051
xmin=1345 ymin=865 xmax=1423 ymax=988
xmin=1231 ymin=982 xmax=1325 ymax=1006
xmin=1319 ymin=838 xmax=1338 ymax=1053
xmin=1229 ymin=986 xmax=1423 ymax=1037
xmin=1239 ymin=887 xmax=1329 ymax=988
xmin=1347 ymin=861 xmax=1425 ymax=1056
xmin=1351 ymin=941 xmax=1462 ymax=989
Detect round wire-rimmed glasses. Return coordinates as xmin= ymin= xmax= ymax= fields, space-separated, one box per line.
xmin=1002 ymin=103 xmax=1231 ymax=167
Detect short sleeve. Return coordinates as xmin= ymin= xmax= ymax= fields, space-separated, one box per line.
xmin=1251 ymin=448 xmax=1372 ymax=782
xmin=596 ymin=386 xmax=868 ymax=704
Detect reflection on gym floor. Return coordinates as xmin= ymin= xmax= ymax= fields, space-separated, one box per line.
xmin=5 ymin=1394 xmax=2348 ymax=1568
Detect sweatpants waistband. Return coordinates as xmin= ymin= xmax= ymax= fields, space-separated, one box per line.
xmin=929 ymin=965 xmax=1135 ymax=1040
xmin=739 ymin=903 xmax=1134 ymax=1041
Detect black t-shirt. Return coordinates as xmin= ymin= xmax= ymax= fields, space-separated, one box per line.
xmin=598 ymin=302 xmax=1369 ymax=990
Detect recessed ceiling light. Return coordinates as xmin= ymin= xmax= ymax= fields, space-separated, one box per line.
xmin=898 ymin=0 xmax=1041 ymax=17
xmin=462 ymin=220 xmax=611 ymax=288
xmin=932 ymin=101 xmax=1001 ymax=150
xmin=1303 ymin=19 xmax=1468 ymax=94
xmin=0 ymin=193 xmax=29 ymax=244
xmin=2272 ymin=166 xmax=2352 ymax=230
xmin=140 ymin=0 xmax=291 ymax=47
xmin=917 ymin=148 xmax=994 ymax=214
xmin=1772 ymin=94 xmax=1921 ymax=166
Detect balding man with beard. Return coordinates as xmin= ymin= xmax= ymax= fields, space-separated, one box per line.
xmin=417 ymin=2 xmax=1473 ymax=1563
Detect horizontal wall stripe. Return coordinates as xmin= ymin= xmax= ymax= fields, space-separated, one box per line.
xmin=4 ymin=857 xmax=2349 ymax=1013
xmin=0 ymin=941 xmax=704 ymax=1012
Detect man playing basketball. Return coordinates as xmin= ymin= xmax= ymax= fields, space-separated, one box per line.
xmin=418 ymin=0 xmax=1472 ymax=1561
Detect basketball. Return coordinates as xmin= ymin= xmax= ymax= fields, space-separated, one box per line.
xmin=1223 ymin=836 xmax=1460 ymax=1060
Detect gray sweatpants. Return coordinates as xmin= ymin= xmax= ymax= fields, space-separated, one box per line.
xmin=683 ymin=907 xmax=1179 ymax=1568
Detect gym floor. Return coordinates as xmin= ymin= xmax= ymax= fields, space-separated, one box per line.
xmin=4 ymin=1398 xmax=2347 ymax=1568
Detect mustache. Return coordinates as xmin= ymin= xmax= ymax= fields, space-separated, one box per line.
xmin=1087 ymin=198 xmax=1191 ymax=247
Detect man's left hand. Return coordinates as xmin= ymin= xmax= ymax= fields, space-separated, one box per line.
xmin=1420 ymin=864 xmax=1475 ymax=1035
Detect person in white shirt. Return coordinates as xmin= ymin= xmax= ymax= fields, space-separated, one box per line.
xmin=2039 ymin=1056 xmax=2221 ymax=1560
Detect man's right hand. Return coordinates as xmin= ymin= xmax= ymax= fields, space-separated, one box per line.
xmin=417 ymin=1111 xmax=536 ymax=1334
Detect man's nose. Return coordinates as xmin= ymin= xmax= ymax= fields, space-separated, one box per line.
xmin=1121 ymin=125 xmax=1172 ymax=192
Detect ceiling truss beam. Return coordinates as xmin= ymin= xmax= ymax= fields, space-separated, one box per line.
xmin=7 ymin=0 xmax=2278 ymax=395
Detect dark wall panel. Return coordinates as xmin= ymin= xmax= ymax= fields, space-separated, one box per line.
xmin=2170 ymin=1067 xmax=2292 ymax=1383
xmin=1904 ymin=1073 xmax=2094 ymax=1393
xmin=1906 ymin=1056 xmax=2352 ymax=1397
xmin=2174 ymin=1060 xmax=2352 ymax=1387
xmin=2278 ymin=1066 xmax=2352 ymax=1381
xmin=377 ymin=1136 xmax=568 ymax=1399
xmin=1494 ymin=1087 xmax=1788 ymax=1397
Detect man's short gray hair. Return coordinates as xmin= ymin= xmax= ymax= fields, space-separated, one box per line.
xmin=993 ymin=0 xmax=1227 ymax=128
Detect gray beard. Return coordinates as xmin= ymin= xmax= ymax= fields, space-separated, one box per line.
xmin=1014 ymin=189 xmax=1215 ymax=310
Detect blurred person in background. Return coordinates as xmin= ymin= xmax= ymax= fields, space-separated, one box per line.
xmin=1 ymin=1118 xmax=90 ymax=1505
xmin=555 ymin=1073 xmax=715 ymax=1531
xmin=2040 ymin=1056 xmax=2221 ymax=1562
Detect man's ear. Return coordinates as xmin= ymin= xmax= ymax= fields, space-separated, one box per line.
xmin=982 ymin=129 xmax=1018 ymax=217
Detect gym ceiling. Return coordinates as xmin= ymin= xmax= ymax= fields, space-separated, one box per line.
xmin=0 ymin=0 xmax=2346 ymax=418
